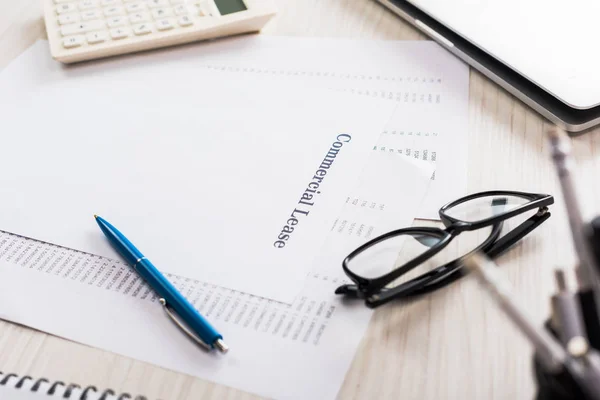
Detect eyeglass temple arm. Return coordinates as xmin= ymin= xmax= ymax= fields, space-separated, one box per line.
xmin=486 ymin=207 xmax=551 ymax=258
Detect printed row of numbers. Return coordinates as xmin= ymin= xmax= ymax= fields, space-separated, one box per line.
xmin=0 ymin=231 xmax=339 ymax=345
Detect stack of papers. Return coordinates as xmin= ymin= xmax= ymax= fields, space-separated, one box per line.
xmin=0 ymin=37 xmax=468 ymax=399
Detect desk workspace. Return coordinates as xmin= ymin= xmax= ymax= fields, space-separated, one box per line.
xmin=1 ymin=1 xmax=600 ymax=400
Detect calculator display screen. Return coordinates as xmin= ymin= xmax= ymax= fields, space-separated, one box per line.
xmin=214 ymin=0 xmax=248 ymax=15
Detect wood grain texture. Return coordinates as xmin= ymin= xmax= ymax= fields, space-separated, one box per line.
xmin=1 ymin=0 xmax=600 ymax=399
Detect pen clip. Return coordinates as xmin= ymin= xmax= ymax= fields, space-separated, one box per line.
xmin=159 ymin=298 xmax=212 ymax=351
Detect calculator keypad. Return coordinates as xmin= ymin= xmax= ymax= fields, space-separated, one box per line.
xmin=54 ymin=0 xmax=213 ymax=49
xmin=47 ymin=0 xmax=275 ymax=63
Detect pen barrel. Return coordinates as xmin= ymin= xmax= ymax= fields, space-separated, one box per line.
xmin=587 ymin=217 xmax=600 ymax=272
xmin=136 ymin=259 xmax=222 ymax=347
xmin=551 ymin=293 xmax=586 ymax=346
xmin=579 ymin=290 xmax=600 ymax=351
xmin=96 ymin=216 xmax=145 ymax=266
xmin=548 ymin=129 xmax=598 ymax=287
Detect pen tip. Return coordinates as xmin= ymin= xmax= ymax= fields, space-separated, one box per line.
xmin=94 ymin=214 xmax=99 ymax=219
xmin=214 ymin=338 xmax=229 ymax=353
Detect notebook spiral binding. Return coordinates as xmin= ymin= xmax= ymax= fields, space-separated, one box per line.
xmin=0 ymin=371 xmax=148 ymax=400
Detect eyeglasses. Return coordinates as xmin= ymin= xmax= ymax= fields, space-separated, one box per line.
xmin=335 ymin=190 xmax=554 ymax=308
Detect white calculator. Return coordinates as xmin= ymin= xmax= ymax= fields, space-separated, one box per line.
xmin=43 ymin=0 xmax=276 ymax=63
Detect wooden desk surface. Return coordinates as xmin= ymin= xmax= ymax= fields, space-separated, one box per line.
xmin=1 ymin=1 xmax=600 ymax=399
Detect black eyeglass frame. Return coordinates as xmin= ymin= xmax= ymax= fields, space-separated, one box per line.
xmin=338 ymin=190 xmax=554 ymax=307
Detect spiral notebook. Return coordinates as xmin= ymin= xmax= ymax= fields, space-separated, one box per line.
xmin=0 ymin=371 xmax=148 ymax=400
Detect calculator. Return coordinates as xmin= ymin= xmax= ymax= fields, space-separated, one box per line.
xmin=43 ymin=0 xmax=276 ymax=63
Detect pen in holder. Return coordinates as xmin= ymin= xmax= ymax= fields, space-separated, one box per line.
xmin=466 ymin=126 xmax=600 ymax=400
xmin=465 ymin=255 xmax=600 ymax=400
xmin=586 ymin=216 xmax=600 ymax=280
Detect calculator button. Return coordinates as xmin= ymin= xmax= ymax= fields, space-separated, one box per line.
xmin=192 ymin=1 xmax=212 ymax=15
xmin=133 ymin=22 xmax=153 ymax=35
xmin=81 ymin=10 xmax=101 ymax=20
xmin=62 ymin=35 xmax=85 ymax=48
xmin=60 ymin=23 xmax=86 ymax=35
xmin=155 ymin=18 xmax=173 ymax=30
xmin=56 ymin=3 xmax=77 ymax=13
xmin=125 ymin=2 xmax=146 ymax=12
xmin=86 ymin=31 xmax=108 ymax=43
xmin=173 ymin=5 xmax=188 ymax=15
xmin=146 ymin=0 xmax=168 ymax=8
xmin=100 ymin=0 xmax=119 ymax=5
xmin=190 ymin=3 xmax=207 ymax=16
xmin=78 ymin=0 xmax=98 ymax=10
xmin=60 ymin=20 xmax=105 ymax=36
xmin=151 ymin=8 xmax=173 ymax=18
xmin=129 ymin=12 xmax=149 ymax=23
xmin=104 ymin=6 xmax=125 ymax=16
xmin=57 ymin=13 xmax=80 ymax=24
xmin=110 ymin=26 xmax=131 ymax=39
xmin=177 ymin=15 xmax=192 ymax=26
xmin=107 ymin=16 xmax=127 ymax=27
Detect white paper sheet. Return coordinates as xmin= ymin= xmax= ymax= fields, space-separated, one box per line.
xmin=0 ymin=153 xmax=433 ymax=400
xmin=0 ymin=385 xmax=54 ymax=400
xmin=0 ymin=382 xmax=123 ymax=400
xmin=0 ymin=37 xmax=470 ymax=399
xmin=0 ymin=42 xmax=398 ymax=303
xmin=158 ymin=35 xmax=470 ymax=219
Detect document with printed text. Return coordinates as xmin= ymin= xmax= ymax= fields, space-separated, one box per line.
xmin=0 ymin=38 xmax=470 ymax=399
xmin=0 ymin=42 xmax=398 ymax=303
xmin=173 ymin=35 xmax=470 ymax=219
xmin=0 ymin=153 xmax=434 ymax=400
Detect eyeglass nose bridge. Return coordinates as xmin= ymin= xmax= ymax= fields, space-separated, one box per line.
xmin=442 ymin=220 xmax=472 ymax=234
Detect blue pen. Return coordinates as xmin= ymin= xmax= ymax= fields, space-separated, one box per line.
xmin=94 ymin=215 xmax=228 ymax=353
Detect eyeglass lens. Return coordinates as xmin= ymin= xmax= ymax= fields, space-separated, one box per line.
xmin=444 ymin=194 xmax=531 ymax=222
xmin=346 ymin=227 xmax=494 ymax=285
